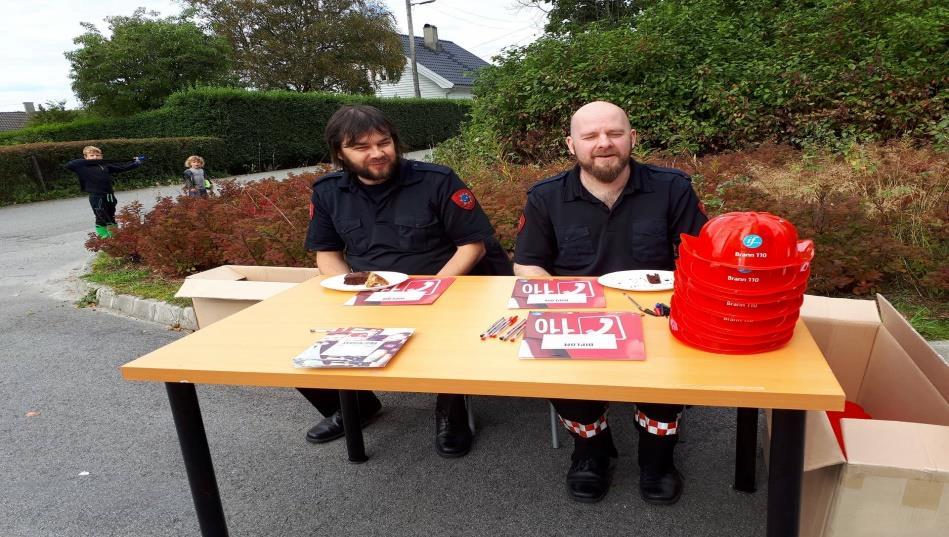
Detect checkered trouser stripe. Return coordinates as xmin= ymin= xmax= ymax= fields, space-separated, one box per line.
xmin=559 ymin=413 xmax=609 ymax=438
xmin=635 ymin=409 xmax=680 ymax=436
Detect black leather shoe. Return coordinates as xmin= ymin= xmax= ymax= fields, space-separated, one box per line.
xmin=565 ymin=457 xmax=612 ymax=503
xmin=435 ymin=415 xmax=472 ymax=458
xmin=639 ymin=466 xmax=683 ymax=505
xmin=306 ymin=405 xmax=381 ymax=444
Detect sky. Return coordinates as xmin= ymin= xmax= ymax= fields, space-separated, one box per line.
xmin=0 ymin=0 xmax=547 ymax=112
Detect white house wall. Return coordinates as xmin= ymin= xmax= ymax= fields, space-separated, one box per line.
xmin=377 ymin=65 xmax=449 ymax=99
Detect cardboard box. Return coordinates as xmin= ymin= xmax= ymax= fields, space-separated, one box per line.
xmin=175 ymin=265 xmax=320 ymax=328
xmin=768 ymin=294 xmax=949 ymax=537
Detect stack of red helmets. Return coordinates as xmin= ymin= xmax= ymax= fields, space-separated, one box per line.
xmin=669 ymin=212 xmax=813 ymax=354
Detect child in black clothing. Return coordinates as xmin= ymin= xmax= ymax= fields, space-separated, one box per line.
xmin=66 ymin=145 xmax=145 ymax=238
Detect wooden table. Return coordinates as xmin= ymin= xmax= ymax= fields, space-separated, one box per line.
xmin=122 ymin=276 xmax=844 ymax=537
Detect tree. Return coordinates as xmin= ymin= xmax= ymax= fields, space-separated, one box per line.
xmin=519 ymin=0 xmax=643 ymax=34
xmin=25 ymin=100 xmax=83 ymax=127
xmin=185 ymin=0 xmax=406 ymax=94
xmin=65 ymin=9 xmax=234 ymax=116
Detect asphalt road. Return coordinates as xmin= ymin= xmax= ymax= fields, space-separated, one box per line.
xmin=0 ymin=165 xmax=772 ymax=536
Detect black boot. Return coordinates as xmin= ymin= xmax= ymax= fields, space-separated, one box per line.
xmin=638 ymin=429 xmax=683 ymax=505
xmin=566 ymin=456 xmax=612 ymax=503
xmin=434 ymin=394 xmax=472 ymax=458
xmin=305 ymin=395 xmax=382 ymax=444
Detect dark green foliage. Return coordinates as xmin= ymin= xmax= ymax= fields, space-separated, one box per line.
xmin=186 ymin=0 xmax=405 ymax=93
xmin=526 ymin=0 xmax=642 ymax=35
xmin=65 ymin=10 xmax=234 ymax=116
xmin=0 ymin=87 xmax=471 ymax=173
xmin=0 ymin=137 xmax=227 ymax=205
xmin=25 ymin=101 xmax=84 ymax=127
xmin=465 ymin=0 xmax=947 ymax=160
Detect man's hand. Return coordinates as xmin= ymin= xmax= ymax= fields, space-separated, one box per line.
xmin=513 ymin=263 xmax=551 ymax=277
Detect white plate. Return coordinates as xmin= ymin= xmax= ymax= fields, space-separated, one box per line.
xmin=597 ymin=270 xmax=674 ymax=291
xmin=320 ymin=271 xmax=409 ymax=292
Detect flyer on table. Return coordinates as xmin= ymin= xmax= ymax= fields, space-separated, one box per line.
xmin=346 ymin=277 xmax=455 ymax=306
xmin=508 ymin=278 xmax=606 ymax=309
xmin=518 ymin=311 xmax=645 ymax=360
xmin=293 ymin=327 xmax=415 ymax=368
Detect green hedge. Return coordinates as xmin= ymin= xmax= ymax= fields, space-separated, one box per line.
xmin=461 ymin=0 xmax=947 ymax=160
xmin=0 ymin=88 xmax=472 ymax=172
xmin=0 ymin=137 xmax=227 ymax=204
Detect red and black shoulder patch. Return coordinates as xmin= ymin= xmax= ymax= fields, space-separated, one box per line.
xmin=516 ymin=214 xmax=526 ymax=234
xmin=451 ymin=188 xmax=477 ymax=210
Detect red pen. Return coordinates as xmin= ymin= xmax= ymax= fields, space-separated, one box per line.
xmin=488 ymin=316 xmax=518 ymax=338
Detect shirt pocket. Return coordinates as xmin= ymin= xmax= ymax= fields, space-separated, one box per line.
xmin=395 ymin=217 xmax=442 ymax=252
xmin=554 ymin=225 xmax=596 ymax=268
xmin=630 ymin=218 xmax=670 ymax=263
xmin=337 ymin=218 xmax=370 ymax=256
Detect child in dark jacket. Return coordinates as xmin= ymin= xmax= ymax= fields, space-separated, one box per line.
xmin=182 ymin=155 xmax=211 ymax=197
xmin=65 ymin=145 xmax=144 ymax=238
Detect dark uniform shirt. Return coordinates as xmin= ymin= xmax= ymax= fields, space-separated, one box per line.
xmin=513 ymin=159 xmax=708 ymax=276
xmin=65 ymin=159 xmax=141 ymax=194
xmin=306 ymin=159 xmax=497 ymax=275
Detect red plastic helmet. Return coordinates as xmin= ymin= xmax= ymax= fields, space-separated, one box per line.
xmin=669 ymin=307 xmax=795 ymax=354
xmin=677 ymin=238 xmax=811 ymax=294
xmin=685 ymin=212 xmax=814 ymax=269
xmin=673 ymin=276 xmax=804 ymax=319
xmin=670 ymin=295 xmax=799 ymax=336
xmin=675 ymin=258 xmax=809 ymax=299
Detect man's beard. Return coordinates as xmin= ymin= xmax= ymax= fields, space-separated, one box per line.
xmin=344 ymin=155 xmax=396 ymax=183
xmin=577 ymin=153 xmax=628 ymax=183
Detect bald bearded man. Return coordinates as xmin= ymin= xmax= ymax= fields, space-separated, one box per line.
xmin=513 ymin=101 xmax=708 ymax=504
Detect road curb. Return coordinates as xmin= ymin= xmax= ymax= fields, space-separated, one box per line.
xmin=75 ymin=256 xmax=197 ymax=331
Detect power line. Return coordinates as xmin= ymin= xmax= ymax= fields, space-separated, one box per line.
xmin=469 ymin=26 xmax=538 ymax=51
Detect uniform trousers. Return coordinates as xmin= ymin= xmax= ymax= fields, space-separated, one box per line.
xmin=551 ymin=399 xmax=683 ymax=462
xmin=297 ymin=388 xmax=466 ymax=419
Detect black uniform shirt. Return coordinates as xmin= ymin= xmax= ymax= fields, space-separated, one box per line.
xmin=513 ymin=159 xmax=708 ymax=276
xmin=306 ymin=159 xmax=495 ymax=275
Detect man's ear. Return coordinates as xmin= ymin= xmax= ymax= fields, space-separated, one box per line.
xmin=630 ymin=129 xmax=638 ymax=149
xmin=566 ymin=136 xmax=575 ymax=155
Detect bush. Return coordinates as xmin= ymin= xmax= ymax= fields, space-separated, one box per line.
xmin=0 ymin=137 xmax=227 ymax=204
xmin=88 ymin=143 xmax=946 ymax=308
xmin=86 ymin=169 xmax=330 ymax=275
xmin=0 ymin=87 xmax=472 ymax=173
xmin=461 ymin=0 xmax=947 ymax=161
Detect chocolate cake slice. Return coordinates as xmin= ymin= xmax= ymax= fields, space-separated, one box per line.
xmin=344 ymin=271 xmax=370 ymax=285
xmin=646 ymin=273 xmax=662 ymax=284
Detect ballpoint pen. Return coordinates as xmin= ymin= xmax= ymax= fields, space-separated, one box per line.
xmin=624 ymin=293 xmax=656 ymax=316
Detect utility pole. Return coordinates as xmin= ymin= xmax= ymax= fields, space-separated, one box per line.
xmin=406 ymin=0 xmax=435 ymax=98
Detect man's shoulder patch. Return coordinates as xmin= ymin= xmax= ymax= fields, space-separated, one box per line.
xmin=451 ymin=188 xmax=477 ymax=210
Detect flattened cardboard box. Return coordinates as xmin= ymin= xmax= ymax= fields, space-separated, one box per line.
xmin=769 ymin=294 xmax=949 ymax=537
xmin=176 ymin=265 xmax=321 ymax=328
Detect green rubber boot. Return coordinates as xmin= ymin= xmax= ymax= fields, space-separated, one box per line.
xmin=95 ymin=225 xmax=111 ymax=238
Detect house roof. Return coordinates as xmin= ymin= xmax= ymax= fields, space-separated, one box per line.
xmin=0 ymin=111 xmax=28 ymax=132
xmin=399 ymin=35 xmax=489 ymax=87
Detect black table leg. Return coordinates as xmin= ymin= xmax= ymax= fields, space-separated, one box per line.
xmin=734 ymin=407 xmax=758 ymax=493
xmin=339 ymin=390 xmax=368 ymax=463
xmin=767 ymin=409 xmax=806 ymax=537
xmin=165 ymin=382 xmax=228 ymax=537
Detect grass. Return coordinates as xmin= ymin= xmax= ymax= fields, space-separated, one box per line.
xmin=886 ymin=293 xmax=949 ymax=341
xmin=82 ymin=253 xmax=190 ymax=308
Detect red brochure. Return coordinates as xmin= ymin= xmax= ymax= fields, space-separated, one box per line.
xmin=518 ymin=311 xmax=645 ymax=360
xmin=508 ymin=278 xmax=606 ymax=309
xmin=345 ymin=277 xmax=454 ymax=306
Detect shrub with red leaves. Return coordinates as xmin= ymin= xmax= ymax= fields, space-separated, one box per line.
xmin=86 ymin=169 xmax=327 ymax=276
